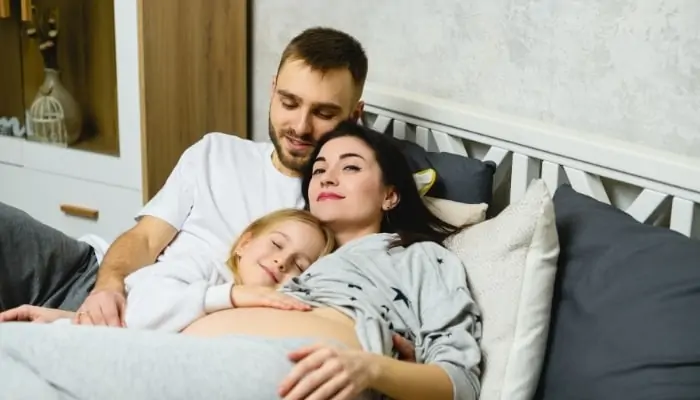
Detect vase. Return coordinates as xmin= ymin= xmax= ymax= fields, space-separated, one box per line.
xmin=27 ymin=68 xmax=82 ymax=145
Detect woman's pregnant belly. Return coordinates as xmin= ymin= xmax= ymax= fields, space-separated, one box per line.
xmin=181 ymin=307 xmax=363 ymax=350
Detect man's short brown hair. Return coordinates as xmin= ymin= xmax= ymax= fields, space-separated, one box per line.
xmin=277 ymin=27 xmax=368 ymax=95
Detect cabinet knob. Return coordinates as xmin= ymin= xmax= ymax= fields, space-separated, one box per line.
xmin=60 ymin=204 xmax=100 ymax=220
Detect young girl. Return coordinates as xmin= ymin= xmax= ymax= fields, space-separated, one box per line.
xmin=7 ymin=208 xmax=336 ymax=333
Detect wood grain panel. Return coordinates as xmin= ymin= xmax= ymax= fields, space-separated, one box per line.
xmin=0 ymin=0 xmax=25 ymax=125
xmin=138 ymin=0 xmax=249 ymax=201
xmin=0 ymin=0 xmax=10 ymax=18
xmin=72 ymin=0 xmax=119 ymax=155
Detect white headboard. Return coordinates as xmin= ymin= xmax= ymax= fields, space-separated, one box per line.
xmin=361 ymin=83 xmax=700 ymax=239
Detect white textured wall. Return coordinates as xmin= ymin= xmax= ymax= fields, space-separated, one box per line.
xmin=251 ymin=0 xmax=700 ymax=158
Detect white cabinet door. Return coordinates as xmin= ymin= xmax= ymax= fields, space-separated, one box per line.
xmin=5 ymin=167 xmax=144 ymax=243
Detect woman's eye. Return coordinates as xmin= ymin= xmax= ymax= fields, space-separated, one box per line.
xmin=343 ymin=165 xmax=360 ymax=172
xmin=272 ymin=240 xmax=282 ymax=249
xmin=312 ymin=168 xmax=325 ymax=175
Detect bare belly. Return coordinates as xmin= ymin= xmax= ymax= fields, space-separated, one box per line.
xmin=181 ymin=307 xmax=363 ymax=350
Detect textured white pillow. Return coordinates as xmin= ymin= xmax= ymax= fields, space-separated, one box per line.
xmin=445 ymin=179 xmax=559 ymax=400
xmin=423 ymin=196 xmax=488 ymax=227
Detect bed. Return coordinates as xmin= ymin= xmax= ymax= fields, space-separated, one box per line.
xmin=358 ymin=83 xmax=700 ymax=400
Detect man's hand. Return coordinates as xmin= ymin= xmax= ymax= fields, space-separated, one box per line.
xmin=73 ymin=286 xmax=127 ymax=327
xmin=392 ymin=334 xmax=416 ymax=362
xmin=0 ymin=305 xmax=75 ymax=323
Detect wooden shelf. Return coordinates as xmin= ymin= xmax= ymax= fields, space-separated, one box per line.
xmin=0 ymin=0 xmax=119 ymax=156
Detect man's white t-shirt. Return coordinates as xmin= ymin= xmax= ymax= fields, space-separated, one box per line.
xmin=137 ymin=132 xmax=305 ymax=264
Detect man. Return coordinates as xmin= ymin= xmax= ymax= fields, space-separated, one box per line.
xmin=0 ymin=26 xmax=368 ymax=327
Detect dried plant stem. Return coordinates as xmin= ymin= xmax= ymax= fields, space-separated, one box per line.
xmin=25 ymin=6 xmax=60 ymax=70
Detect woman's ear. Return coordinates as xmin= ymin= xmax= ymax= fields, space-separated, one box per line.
xmin=383 ymin=187 xmax=400 ymax=211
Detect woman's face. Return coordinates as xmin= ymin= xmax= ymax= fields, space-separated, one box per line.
xmin=308 ymin=136 xmax=397 ymax=235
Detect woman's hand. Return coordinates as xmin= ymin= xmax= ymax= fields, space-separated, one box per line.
xmin=0 ymin=304 xmax=75 ymax=323
xmin=278 ymin=343 xmax=379 ymax=400
xmin=231 ymin=285 xmax=312 ymax=311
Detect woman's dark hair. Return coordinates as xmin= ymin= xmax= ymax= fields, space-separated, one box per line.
xmin=301 ymin=120 xmax=463 ymax=248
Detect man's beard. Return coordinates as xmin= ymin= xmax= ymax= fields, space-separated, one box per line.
xmin=268 ymin=119 xmax=315 ymax=172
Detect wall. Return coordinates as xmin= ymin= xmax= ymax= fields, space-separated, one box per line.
xmin=251 ymin=0 xmax=700 ymax=159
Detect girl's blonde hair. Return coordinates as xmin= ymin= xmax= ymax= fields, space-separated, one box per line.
xmin=226 ymin=208 xmax=336 ymax=284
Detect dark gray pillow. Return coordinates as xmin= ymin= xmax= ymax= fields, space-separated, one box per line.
xmin=535 ymin=184 xmax=700 ymax=400
xmin=388 ymin=136 xmax=496 ymax=205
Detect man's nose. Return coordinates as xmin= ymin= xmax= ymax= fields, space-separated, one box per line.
xmin=293 ymin=113 xmax=312 ymax=136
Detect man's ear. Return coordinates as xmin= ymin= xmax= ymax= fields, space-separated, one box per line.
xmin=351 ymin=100 xmax=365 ymax=122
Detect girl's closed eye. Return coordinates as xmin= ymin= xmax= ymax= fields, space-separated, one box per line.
xmin=343 ymin=165 xmax=360 ymax=172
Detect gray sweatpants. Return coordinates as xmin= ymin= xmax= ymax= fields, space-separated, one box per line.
xmin=0 ymin=202 xmax=99 ymax=311
xmin=0 ymin=322 xmax=378 ymax=400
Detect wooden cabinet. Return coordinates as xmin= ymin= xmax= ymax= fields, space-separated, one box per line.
xmin=138 ymin=0 xmax=249 ymax=200
xmin=0 ymin=0 xmax=249 ymax=241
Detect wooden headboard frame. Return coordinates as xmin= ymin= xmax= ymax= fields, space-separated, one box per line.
xmin=360 ymin=83 xmax=700 ymax=239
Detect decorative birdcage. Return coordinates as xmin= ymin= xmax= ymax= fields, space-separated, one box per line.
xmin=28 ymin=90 xmax=68 ymax=145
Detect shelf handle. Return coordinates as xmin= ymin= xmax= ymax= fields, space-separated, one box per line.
xmin=60 ymin=204 xmax=100 ymax=220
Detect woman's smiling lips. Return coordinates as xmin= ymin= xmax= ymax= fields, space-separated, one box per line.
xmin=317 ymin=192 xmax=345 ymax=201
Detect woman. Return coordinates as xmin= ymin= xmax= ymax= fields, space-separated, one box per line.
xmin=0 ymin=121 xmax=482 ymax=400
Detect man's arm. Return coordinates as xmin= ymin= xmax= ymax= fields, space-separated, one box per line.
xmin=75 ymin=216 xmax=177 ymax=327
xmin=75 ymin=136 xmax=208 ymax=327
xmin=94 ymin=216 xmax=178 ymax=291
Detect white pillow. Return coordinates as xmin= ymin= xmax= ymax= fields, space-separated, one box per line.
xmin=445 ymin=179 xmax=559 ymax=400
xmin=423 ymin=196 xmax=488 ymax=227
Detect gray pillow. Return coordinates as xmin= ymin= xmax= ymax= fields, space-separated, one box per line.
xmin=535 ymin=184 xmax=700 ymax=400
xmin=388 ymin=136 xmax=496 ymax=205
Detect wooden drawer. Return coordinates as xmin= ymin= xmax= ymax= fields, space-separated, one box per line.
xmin=0 ymin=164 xmax=144 ymax=243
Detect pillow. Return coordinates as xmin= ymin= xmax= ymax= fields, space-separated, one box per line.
xmin=413 ymin=168 xmax=437 ymax=196
xmin=414 ymin=169 xmax=488 ymax=226
xmin=390 ymin=136 xmax=496 ymax=205
xmin=445 ymin=179 xmax=559 ymax=400
xmin=534 ymin=184 xmax=700 ymax=400
xmin=423 ymin=196 xmax=488 ymax=227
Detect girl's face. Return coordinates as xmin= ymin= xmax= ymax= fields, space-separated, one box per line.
xmin=236 ymin=220 xmax=327 ymax=287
